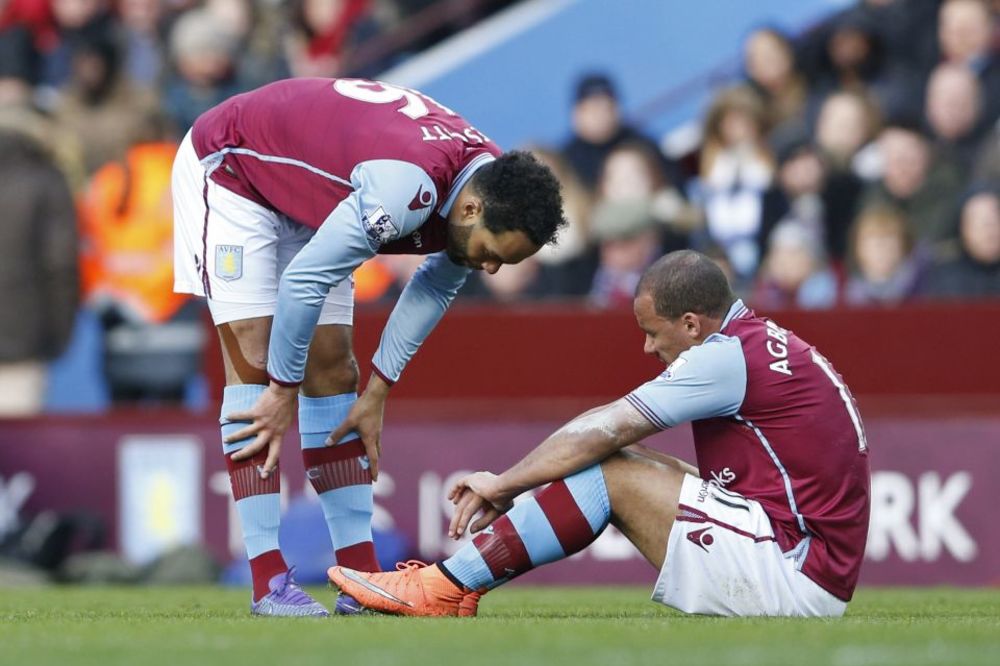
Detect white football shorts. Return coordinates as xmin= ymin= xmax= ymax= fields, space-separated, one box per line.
xmin=654 ymin=474 xmax=847 ymax=617
xmin=172 ymin=131 xmax=353 ymax=326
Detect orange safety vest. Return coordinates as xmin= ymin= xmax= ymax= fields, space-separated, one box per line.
xmin=79 ymin=142 xmax=188 ymax=324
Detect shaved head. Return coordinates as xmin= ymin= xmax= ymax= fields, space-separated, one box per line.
xmin=636 ymin=250 xmax=735 ymax=319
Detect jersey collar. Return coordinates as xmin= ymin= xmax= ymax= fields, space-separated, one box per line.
xmin=721 ymin=299 xmax=749 ymax=331
xmin=439 ymin=153 xmax=495 ymax=217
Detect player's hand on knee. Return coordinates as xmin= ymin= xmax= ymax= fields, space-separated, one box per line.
xmin=449 ymin=472 xmax=513 ymax=511
xmin=447 ymin=472 xmax=513 ymax=538
xmin=449 ymin=488 xmax=496 ymax=538
xmin=225 ymin=383 xmax=297 ymax=478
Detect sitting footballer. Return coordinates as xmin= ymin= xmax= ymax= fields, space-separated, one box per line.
xmin=329 ymin=250 xmax=871 ymax=617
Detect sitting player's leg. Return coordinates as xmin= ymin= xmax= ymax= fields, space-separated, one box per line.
xmin=328 ymin=453 xmax=687 ymax=616
xmin=217 ymin=317 xmax=328 ymax=616
xmin=299 ymin=322 xmax=381 ymax=573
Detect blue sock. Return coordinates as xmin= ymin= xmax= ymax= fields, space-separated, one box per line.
xmin=300 ymin=393 xmax=379 ymax=571
xmin=221 ymin=384 xmax=286 ymax=599
xmin=441 ymin=464 xmax=610 ymax=591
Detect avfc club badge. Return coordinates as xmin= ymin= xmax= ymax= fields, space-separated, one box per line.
xmin=215 ymin=245 xmax=244 ymax=281
xmin=362 ymin=205 xmax=398 ymax=247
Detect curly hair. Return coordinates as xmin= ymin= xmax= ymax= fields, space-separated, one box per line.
xmin=469 ymin=150 xmax=567 ymax=247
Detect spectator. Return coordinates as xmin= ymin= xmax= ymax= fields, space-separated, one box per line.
xmin=599 ymin=140 xmax=697 ymax=243
xmin=924 ymin=186 xmax=1000 ymax=298
xmin=751 ymin=219 xmax=839 ymax=310
xmin=743 ymin=27 xmax=807 ymax=133
xmin=844 ymin=206 xmax=923 ymax=305
xmin=117 ymin=0 xmax=167 ymax=89
xmin=160 ymin=7 xmax=245 ymax=132
xmin=284 ymin=0 xmax=382 ymax=79
xmin=973 ymin=120 xmax=1000 ymax=182
xmin=76 ymin=114 xmax=206 ymax=402
xmin=937 ymin=0 xmax=1000 ymax=126
xmin=860 ymin=121 xmax=964 ymax=249
xmin=206 ymin=0 xmax=290 ymax=88
xmin=758 ymin=135 xmax=863 ymax=264
xmin=588 ymin=200 xmax=663 ymax=309
xmin=814 ymin=89 xmax=880 ymax=174
xmin=40 ymin=0 xmax=114 ymax=90
xmin=925 ymin=63 xmax=986 ymax=177
xmin=52 ymin=27 xmax=159 ymax=175
xmin=697 ymin=86 xmax=774 ymax=282
xmin=560 ymin=72 xmax=681 ymax=189
xmin=527 ymin=146 xmax=598 ymax=298
xmin=0 ymin=128 xmax=78 ymax=416
xmin=0 ymin=26 xmax=85 ymax=187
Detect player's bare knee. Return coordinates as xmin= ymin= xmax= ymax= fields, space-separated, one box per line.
xmin=302 ymin=354 xmax=359 ymax=396
xmin=217 ymin=319 xmax=270 ymax=384
xmin=601 ymin=450 xmax=685 ymax=512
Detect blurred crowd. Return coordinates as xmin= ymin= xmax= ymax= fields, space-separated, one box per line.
xmin=431 ymin=0 xmax=1000 ymax=309
xmin=0 ymin=0 xmax=998 ymax=413
xmin=0 ymin=0 xmax=512 ymax=412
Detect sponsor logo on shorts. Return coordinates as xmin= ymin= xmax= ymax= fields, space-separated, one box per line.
xmin=362 ymin=205 xmax=399 ymax=246
xmin=697 ymin=479 xmax=710 ymax=503
xmin=686 ymin=526 xmax=715 ymax=553
xmin=215 ymin=245 xmax=243 ymax=281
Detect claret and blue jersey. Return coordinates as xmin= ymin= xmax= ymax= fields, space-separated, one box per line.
xmin=190 ymin=78 xmax=502 ymax=387
xmin=625 ymin=300 xmax=871 ymax=602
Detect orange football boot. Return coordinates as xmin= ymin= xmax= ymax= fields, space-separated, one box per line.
xmin=328 ymin=560 xmax=482 ymax=617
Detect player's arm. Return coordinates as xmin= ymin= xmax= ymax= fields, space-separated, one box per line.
xmin=227 ymin=160 xmax=435 ymax=477
xmin=371 ymin=251 xmax=470 ymax=383
xmin=450 ymin=336 xmax=748 ymax=535
xmin=326 ymin=251 xmax=468 ymax=476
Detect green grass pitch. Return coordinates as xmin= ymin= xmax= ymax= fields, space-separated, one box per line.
xmin=1 ymin=586 xmax=998 ymax=666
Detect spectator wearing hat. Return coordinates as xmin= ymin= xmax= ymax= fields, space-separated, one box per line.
xmin=587 ymin=199 xmax=665 ymax=309
xmin=924 ymin=185 xmax=1000 ymax=298
xmin=560 ymin=71 xmax=681 ymax=190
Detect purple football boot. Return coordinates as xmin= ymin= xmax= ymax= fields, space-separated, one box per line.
xmin=250 ymin=567 xmax=330 ymax=617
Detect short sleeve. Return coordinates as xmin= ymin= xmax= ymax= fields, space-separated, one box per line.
xmin=624 ymin=334 xmax=748 ymax=429
xmin=351 ymin=159 xmax=437 ymax=251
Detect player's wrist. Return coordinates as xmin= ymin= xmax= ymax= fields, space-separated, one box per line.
xmin=267 ymin=380 xmax=300 ymax=399
xmin=365 ymin=371 xmax=393 ymax=399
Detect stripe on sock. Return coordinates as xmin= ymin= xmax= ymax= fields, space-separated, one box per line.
xmin=536 ymin=479 xmax=597 ymax=555
xmin=335 ymin=541 xmax=380 ymax=572
xmin=250 ymin=549 xmax=287 ymax=602
xmin=226 ymin=450 xmax=279 ymax=501
xmin=472 ymin=515 xmax=532 ymax=581
xmin=302 ymin=440 xmax=371 ymax=493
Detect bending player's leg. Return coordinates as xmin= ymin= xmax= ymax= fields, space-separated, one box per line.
xmin=299 ymin=323 xmax=381 ymax=573
xmin=328 ymin=463 xmax=617 ymax=616
xmin=218 ymin=317 xmax=328 ymax=617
